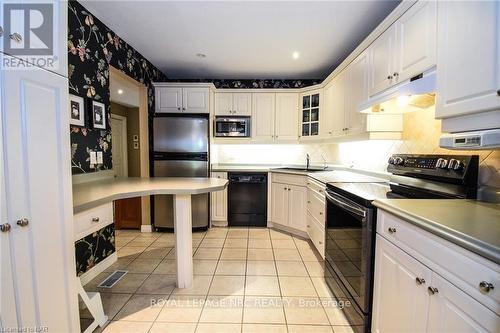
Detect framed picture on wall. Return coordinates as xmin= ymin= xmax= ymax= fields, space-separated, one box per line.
xmin=91 ymin=101 xmax=106 ymax=130
xmin=69 ymin=94 xmax=85 ymax=127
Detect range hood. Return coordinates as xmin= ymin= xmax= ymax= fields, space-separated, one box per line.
xmin=359 ymin=69 xmax=436 ymax=114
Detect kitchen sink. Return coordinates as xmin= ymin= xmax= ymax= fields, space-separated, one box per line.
xmin=274 ymin=166 xmax=332 ymax=172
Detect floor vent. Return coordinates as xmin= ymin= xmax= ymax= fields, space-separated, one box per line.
xmin=97 ymin=270 xmax=128 ymax=288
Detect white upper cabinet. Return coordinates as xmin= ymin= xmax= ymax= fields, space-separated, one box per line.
xmin=368 ymin=25 xmax=397 ymax=96
xmin=156 ymin=86 xmax=209 ymax=113
xmin=345 ymin=51 xmax=369 ymax=134
xmin=252 ymin=93 xmax=276 ymax=141
xmin=300 ymin=90 xmax=322 ymax=139
xmin=215 ymin=92 xmax=252 ymax=116
xmin=329 ymin=73 xmax=347 ymax=137
xmin=275 ymin=93 xmax=299 ymax=141
xmin=394 ymin=0 xmax=437 ymax=83
xmin=435 ymin=1 xmax=500 ymax=119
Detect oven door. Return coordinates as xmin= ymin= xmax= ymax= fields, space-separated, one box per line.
xmin=325 ymin=189 xmax=374 ymax=316
xmin=214 ymin=117 xmax=250 ymax=137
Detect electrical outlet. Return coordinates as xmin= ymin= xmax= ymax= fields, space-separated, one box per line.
xmin=89 ymin=151 xmax=97 ymax=167
xmin=96 ymin=151 xmax=103 ymax=164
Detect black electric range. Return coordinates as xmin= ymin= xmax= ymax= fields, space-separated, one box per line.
xmin=324 ymin=154 xmax=479 ymax=333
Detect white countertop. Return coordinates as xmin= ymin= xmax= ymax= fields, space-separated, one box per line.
xmin=73 ymin=177 xmax=228 ymax=213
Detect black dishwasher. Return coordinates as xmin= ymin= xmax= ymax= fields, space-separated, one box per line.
xmin=227 ymin=172 xmax=267 ymax=227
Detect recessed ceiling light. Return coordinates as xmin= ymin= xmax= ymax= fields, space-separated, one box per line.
xmin=292 ymin=51 xmax=300 ymax=60
xmin=117 ymin=89 xmax=123 ymax=95
xmin=196 ymin=53 xmax=207 ymax=58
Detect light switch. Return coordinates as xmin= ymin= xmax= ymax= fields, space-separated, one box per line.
xmin=90 ymin=151 xmax=97 ymax=166
xmin=97 ymin=151 xmax=103 ymax=164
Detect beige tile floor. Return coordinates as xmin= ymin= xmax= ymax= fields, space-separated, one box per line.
xmin=81 ymin=227 xmax=360 ymax=333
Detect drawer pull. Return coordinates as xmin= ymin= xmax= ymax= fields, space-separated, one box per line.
xmin=17 ymin=218 xmax=29 ymax=227
xmin=319 ymin=189 xmax=323 ymax=193
xmin=415 ymin=277 xmax=426 ymax=285
xmin=319 ymin=212 xmax=323 ymax=215
xmin=428 ymin=286 xmax=438 ymax=295
xmin=388 ymin=227 xmax=397 ymax=234
xmin=91 ymin=217 xmax=100 ymax=223
xmin=0 ymin=223 xmax=11 ymax=232
xmin=307 ymin=225 xmax=310 ymax=228
xmin=479 ymin=281 xmax=494 ymax=293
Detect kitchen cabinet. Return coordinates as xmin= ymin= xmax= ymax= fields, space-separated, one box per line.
xmin=306 ymin=178 xmax=326 ymax=257
xmin=271 ymin=183 xmax=288 ymax=227
xmin=345 ymin=51 xmax=369 ymax=135
xmin=252 ymin=93 xmax=275 ymax=141
xmin=0 ymin=55 xmax=78 ymax=332
xmin=210 ymin=172 xmax=228 ymax=223
xmin=287 ymin=185 xmax=307 ymax=231
xmin=215 ymin=92 xmax=252 ymax=116
xmin=271 ymin=174 xmax=307 ymax=232
xmin=155 ymin=86 xmax=209 ymax=113
xmin=435 ymin=1 xmax=500 ymax=121
xmin=275 ymin=93 xmax=299 ymax=141
xmin=322 ymin=76 xmax=345 ymax=138
xmin=300 ymin=89 xmax=322 ymax=139
xmin=368 ymin=1 xmax=436 ymax=96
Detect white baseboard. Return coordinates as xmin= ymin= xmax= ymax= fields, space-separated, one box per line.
xmin=79 ymin=252 xmax=118 ymax=286
xmin=267 ymin=222 xmax=308 ymax=239
xmin=141 ymin=224 xmax=153 ymax=233
xmin=211 ymin=220 xmax=228 ymax=227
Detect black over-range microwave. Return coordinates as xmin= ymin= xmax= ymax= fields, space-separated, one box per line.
xmin=214 ymin=116 xmax=250 ymax=137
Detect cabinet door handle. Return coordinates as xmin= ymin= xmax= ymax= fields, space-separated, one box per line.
xmin=16 ymin=218 xmax=29 ymax=227
xmin=307 ymin=201 xmax=311 ymax=204
xmin=393 ymin=72 xmax=399 ymax=77
xmin=318 ymin=241 xmax=323 ymax=245
xmin=479 ymin=281 xmax=494 ymax=293
xmin=91 ymin=217 xmax=100 ymax=223
xmin=177 ymin=107 xmax=181 ymax=111
xmin=319 ymin=189 xmax=323 ymax=193
xmin=319 ymin=212 xmax=323 ymax=215
xmin=0 ymin=26 xmax=3 ymax=37
xmin=387 ymin=75 xmax=393 ymax=80
xmin=497 ymin=89 xmax=500 ymax=96
xmin=428 ymin=286 xmax=438 ymax=295
xmin=0 ymin=223 xmax=11 ymax=232
xmin=288 ymin=188 xmax=291 ymax=191
xmin=415 ymin=277 xmax=426 ymax=285
xmin=182 ymin=107 xmax=186 ymax=111
xmin=307 ymin=224 xmax=310 ymax=228
xmin=388 ymin=227 xmax=397 ymax=234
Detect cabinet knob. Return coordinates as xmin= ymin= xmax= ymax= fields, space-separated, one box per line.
xmin=388 ymin=227 xmax=397 ymax=234
xmin=16 ymin=218 xmax=29 ymax=227
xmin=393 ymin=72 xmax=399 ymax=77
xmin=288 ymin=188 xmax=291 ymax=191
xmin=307 ymin=225 xmax=310 ymax=228
xmin=177 ymin=107 xmax=181 ymax=111
xmin=479 ymin=281 xmax=494 ymax=293
xmin=415 ymin=277 xmax=426 ymax=285
xmin=91 ymin=217 xmax=100 ymax=223
xmin=319 ymin=241 xmax=323 ymax=245
xmin=497 ymin=89 xmax=500 ymax=96
xmin=319 ymin=189 xmax=323 ymax=193
xmin=319 ymin=212 xmax=323 ymax=215
xmin=0 ymin=26 xmax=3 ymax=37
xmin=387 ymin=75 xmax=393 ymax=80
xmin=428 ymin=286 xmax=439 ymax=295
xmin=0 ymin=223 xmax=11 ymax=232
xmin=9 ymin=32 xmax=22 ymax=43
xmin=307 ymin=201 xmax=311 ymax=204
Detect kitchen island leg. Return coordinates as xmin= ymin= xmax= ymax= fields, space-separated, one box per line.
xmin=173 ymin=194 xmax=193 ymax=288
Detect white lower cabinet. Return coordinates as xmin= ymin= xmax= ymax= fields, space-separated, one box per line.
xmin=270 ymin=174 xmax=307 ymax=232
xmin=372 ymin=212 xmax=500 ymax=333
xmin=210 ymin=172 xmax=228 ymax=223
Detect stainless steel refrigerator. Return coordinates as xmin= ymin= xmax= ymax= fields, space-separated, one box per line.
xmin=152 ymin=115 xmax=209 ymax=230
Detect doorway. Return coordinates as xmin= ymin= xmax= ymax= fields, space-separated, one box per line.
xmin=109 ymin=66 xmax=150 ymax=230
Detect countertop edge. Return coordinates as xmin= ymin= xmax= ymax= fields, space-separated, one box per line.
xmin=373 ymin=200 xmax=500 ymax=265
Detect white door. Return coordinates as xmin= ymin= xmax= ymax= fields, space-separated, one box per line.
xmin=372 ymin=235 xmax=431 ymax=333
xmin=252 ymin=93 xmax=275 ymax=141
xmin=275 ymin=93 xmax=299 ymax=142
xmin=368 ymin=25 xmax=397 ymax=96
xmin=111 ymin=114 xmax=128 ymax=178
xmin=214 ymin=92 xmax=233 ymax=115
xmin=330 ymin=72 xmax=347 ymax=137
xmin=183 ymin=88 xmax=209 ymax=113
xmin=156 ymin=87 xmax=183 ymax=113
xmin=435 ymin=1 xmax=500 ymax=119
xmin=394 ymin=0 xmax=437 ymax=83
xmin=271 ymin=183 xmax=288 ymax=227
xmin=210 ymin=172 xmax=228 ymax=222
xmin=288 ymin=185 xmax=307 ymax=232
xmin=1 ymin=59 xmax=78 ymax=332
xmin=427 ymin=273 xmax=500 ymax=333
xmin=346 ymin=51 xmax=368 ymax=134
xmin=233 ymin=93 xmax=252 ymax=116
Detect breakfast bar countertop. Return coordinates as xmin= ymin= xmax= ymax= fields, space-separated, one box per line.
xmin=373 ymin=199 xmax=500 ymax=264
xmin=72 ymin=177 xmax=228 ymax=214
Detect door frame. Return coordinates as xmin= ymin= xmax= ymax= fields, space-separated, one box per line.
xmin=110 ymin=113 xmax=128 ymax=177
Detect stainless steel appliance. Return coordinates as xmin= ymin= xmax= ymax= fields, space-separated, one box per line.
xmin=227 ymin=173 xmax=267 ymax=227
xmin=214 ymin=116 xmax=250 ymax=137
xmin=324 ymin=154 xmax=479 ymax=333
xmin=152 ymin=114 xmax=209 ymax=230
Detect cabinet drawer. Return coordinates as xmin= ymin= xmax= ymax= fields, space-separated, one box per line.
xmin=378 ymin=210 xmax=500 ymax=313
xmin=272 ymin=172 xmax=307 ymax=186
xmin=307 ymin=177 xmax=325 ymax=197
xmin=307 ymin=188 xmax=325 ymax=226
xmin=307 ymin=211 xmax=325 ymax=258
xmin=74 ymin=203 xmax=113 ymax=241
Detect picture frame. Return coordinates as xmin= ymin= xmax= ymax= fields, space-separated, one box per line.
xmin=91 ymin=100 xmax=106 ymax=130
xmin=69 ymin=94 xmax=85 ymax=127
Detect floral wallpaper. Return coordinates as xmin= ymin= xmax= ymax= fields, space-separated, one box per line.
xmin=75 ymin=224 xmax=115 ymax=276
xmin=68 ymin=0 xmax=168 ymax=175
xmin=166 ymin=78 xmax=322 ymax=89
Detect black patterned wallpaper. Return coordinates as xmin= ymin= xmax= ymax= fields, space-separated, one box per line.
xmin=166 ymin=79 xmax=322 ymax=89
xmin=68 ymin=0 xmax=168 ymax=175
xmin=75 ymin=224 xmax=115 ymax=276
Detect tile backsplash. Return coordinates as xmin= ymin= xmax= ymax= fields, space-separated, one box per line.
xmin=212 ymin=106 xmax=499 ymax=190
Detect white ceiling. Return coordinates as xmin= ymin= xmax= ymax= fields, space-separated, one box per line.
xmin=82 ymin=0 xmax=400 ymax=79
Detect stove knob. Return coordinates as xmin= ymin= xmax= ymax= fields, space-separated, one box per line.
xmin=448 ymin=159 xmax=464 ymax=171
xmin=436 ymin=158 xmax=448 ymax=169
xmin=393 ymin=157 xmax=404 ymax=165
xmin=388 ymin=157 xmax=395 ymax=165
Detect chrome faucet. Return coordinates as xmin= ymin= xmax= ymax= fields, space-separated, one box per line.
xmin=321 ymin=154 xmax=328 ymax=170
xmin=306 ymin=153 xmax=310 ymax=170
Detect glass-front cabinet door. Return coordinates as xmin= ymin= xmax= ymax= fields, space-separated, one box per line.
xmin=301 ymin=90 xmax=321 ymax=138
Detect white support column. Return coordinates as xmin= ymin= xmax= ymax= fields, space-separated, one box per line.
xmin=173 ymin=194 xmax=193 ymax=288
